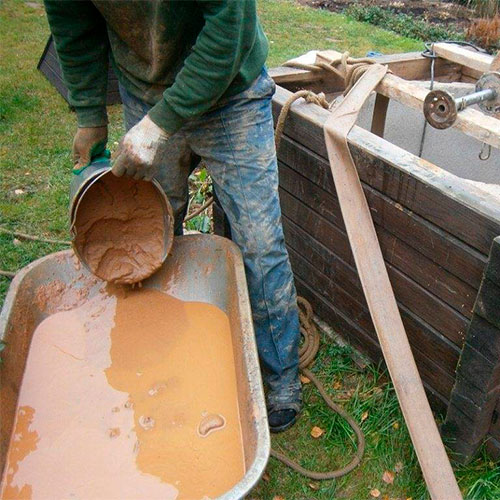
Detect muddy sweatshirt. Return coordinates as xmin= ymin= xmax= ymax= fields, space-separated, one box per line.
xmin=43 ymin=0 xmax=269 ymax=133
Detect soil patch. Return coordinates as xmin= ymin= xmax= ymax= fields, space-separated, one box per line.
xmin=299 ymin=0 xmax=476 ymax=31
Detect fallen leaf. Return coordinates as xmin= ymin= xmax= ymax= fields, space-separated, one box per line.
xmin=382 ymin=495 xmax=390 ymax=500
xmin=262 ymin=472 xmax=270 ymax=482
xmin=361 ymin=411 xmax=369 ymax=422
xmin=310 ymin=426 xmax=324 ymax=438
xmin=300 ymin=374 xmax=311 ymax=384
xmin=333 ymin=380 xmax=342 ymax=390
xmin=14 ymin=189 xmax=25 ymax=195
xmin=13 ymin=238 xmax=21 ymax=246
xmin=272 ymin=496 xmax=285 ymax=500
xmin=394 ymin=462 xmax=404 ymax=473
xmin=406 ymin=497 xmax=413 ymax=500
xmin=392 ymin=421 xmax=400 ymax=430
xmin=370 ymin=488 xmax=381 ymax=498
xmin=382 ymin=470 xmax=395 ymax=484
xmin=308 ymin=482 xmax=320 ymax=490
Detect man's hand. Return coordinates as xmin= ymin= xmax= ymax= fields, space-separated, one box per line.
xmin=73 ymin=126 xmax=108 ymax=170
xmin=112 ymin=115 xmax=170 ymax=181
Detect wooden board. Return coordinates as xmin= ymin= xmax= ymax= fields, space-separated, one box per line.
xmin=276 ymin=132 xmax=493 ymax=274
xmin=37 ymin=36 xmax=121 ymax=106
xmin=269 ymin=52 xmax=461 ymax=87
xmin=433 ymin=43 xmax=494 ymax=75
xmin=282 ymin=212 xmax=463 ymax=368
xmin=272 ymin=86 xmax=500 ymax=257
xmin=292 ymin=265 xmax=456 ymax=400
xmin=321 ymin=65 xmax=461 ymax=498
xmin=278 ymin=156 xmax=487 ymax=294
xmin=280 ymin=192 xmax=468 ymax=345
xmin=316 ymin=49 xmax=500 ymax=151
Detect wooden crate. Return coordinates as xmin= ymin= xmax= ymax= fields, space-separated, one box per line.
xmin=38 ymin=36 xmax=121 ymax=106
xmin=264 ymin=48 xmax=500 ymax=462
xmin=208 ymin=47 xmax=500 ymax=463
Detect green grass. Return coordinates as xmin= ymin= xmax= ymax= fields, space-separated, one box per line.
xmin=251 ymin=336 xmax=499 ymax=499
xmin=1 ymin=0 xmax=498 ymax=498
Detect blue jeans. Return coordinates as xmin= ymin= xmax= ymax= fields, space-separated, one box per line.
xmin=119 ymin=70 xmax=300 ymax=406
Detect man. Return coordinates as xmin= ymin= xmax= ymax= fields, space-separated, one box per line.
xmin=45 ymin=0 xmax=301 ymax=432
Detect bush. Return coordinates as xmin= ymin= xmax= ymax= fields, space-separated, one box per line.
xmin=344 ymin=5 xmax=465 ymax=42
xmin=464 ymin=0 xmax=499 ymax=18
xmin=467 ymin=15 xmax=500 ymax=49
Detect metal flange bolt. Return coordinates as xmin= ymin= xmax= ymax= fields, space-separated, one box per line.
xmin=424 ymin=71 xmax=500 ymax=129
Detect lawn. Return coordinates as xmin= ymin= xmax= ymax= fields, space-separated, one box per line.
xmin=0 ymin=0 xmax=498 ymax=498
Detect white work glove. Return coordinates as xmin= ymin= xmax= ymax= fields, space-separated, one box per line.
xmin=112 ymin=115 xmax=170 ymax=181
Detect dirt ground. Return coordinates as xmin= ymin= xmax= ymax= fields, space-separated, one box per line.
xmin=299 ymin=0 xmax=476 ymax=30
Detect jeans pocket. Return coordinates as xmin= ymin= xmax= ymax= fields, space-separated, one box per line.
xmin=249 ymin=67 xmax=276 ymax=99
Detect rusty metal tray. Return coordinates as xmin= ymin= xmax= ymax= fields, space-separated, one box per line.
xmin=0 ymin=234 xmax=270 ymax=499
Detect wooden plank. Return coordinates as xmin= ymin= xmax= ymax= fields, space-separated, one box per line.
xmin=277 ymin=132 xmax=499 ymax=259
xmin=475 ymin=278 xmax=500 ymax=330
xmin=268 ymin=66 xmax=323 ymax=85
xmin=371 ymin=93 xmax=389 ymax=137
xmin=290 ymin=256 xmax=456 ymax=400
xmin=273 ymin=86 xmax=500 ymax=251
xmin=295 ymin=276 xmax=450 ymax=413
xmin=489 ymin=400 xmax=500 ymax=441
xmin=485 ymin=435 xmax=500 ymax=459
xmin=445 ymin=238 xmax=500 ymax=462
xmin=433 ymin=43 xmax=493 ymax=74
xmin=270 ymin=51 xmax=461 ymax=87
xmin=322 ymin=67 xmax=461 ymax=498
xmin=486 ymin=237 xmax=500 ymax=289
xmin=278 ymin=159 xmax=486 ymax=291
xmin=279 ymin=181 xmax=476 ymax=318
xmin=317 ymin=49 xmax=500 ymax=150
xmin=282 ymin=211 xmax=468 ymax=350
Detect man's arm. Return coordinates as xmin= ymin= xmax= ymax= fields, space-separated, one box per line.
xmin=113 ymin=0 xmax=268 ymax=180
xmin=44 ymin=0 xmax=109 ymax=128
xmin=148 ymin=0 xmax=267 ymax=134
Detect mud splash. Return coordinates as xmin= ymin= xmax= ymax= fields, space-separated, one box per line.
xmin=1 ymin=288 xmax=245 ymax=499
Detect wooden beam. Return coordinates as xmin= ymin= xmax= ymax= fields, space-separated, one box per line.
xmin=433 ymin=43 xmax=493 ymax=74
xmin=444 ymin=237 xmax=500 ymax=463
xmin=323 ymin=63 xmax=462 ymax=499
xmin=317 ymin=50 xmax=500 ymax=150
xmin=492 ymin=52 xmax=500 ymax=72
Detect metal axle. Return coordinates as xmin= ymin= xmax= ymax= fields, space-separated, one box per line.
xmin=455 ymin=88 xmax=496 ymax=111
xmin=424 ymin=71 xmax=500 ymax=129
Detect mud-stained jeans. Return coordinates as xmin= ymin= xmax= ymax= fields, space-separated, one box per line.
xmin=119 ymin=69 xmax=300 ymax=407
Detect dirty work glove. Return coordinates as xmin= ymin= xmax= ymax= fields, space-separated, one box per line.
xmin=112 ymin=115 xmax=170 ymax=181
xmin=72 ymin=126 xmax=108 ymax=171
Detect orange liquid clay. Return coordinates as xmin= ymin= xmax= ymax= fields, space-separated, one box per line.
xmin=1 ymin=288 xmax=245 ymax=499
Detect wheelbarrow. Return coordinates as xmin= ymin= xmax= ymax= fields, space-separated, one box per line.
xmin=0 ymin=234 xmax=270 ymax=499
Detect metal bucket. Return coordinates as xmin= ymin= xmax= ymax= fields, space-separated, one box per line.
xmin=69 ymin=156 xmax=174 ymax=282
xmin=0 ymin=235 xmax=270 ymax=498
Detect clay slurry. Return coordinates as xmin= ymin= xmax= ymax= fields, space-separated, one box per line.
xmin=1 ymin=288 xmax=245 ymax=499
xmin=74 ymin=174 xmax=167 ymax=285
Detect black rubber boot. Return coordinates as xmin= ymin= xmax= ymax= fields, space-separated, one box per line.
xmin=268 ymin=408 xmax=299 ymax=433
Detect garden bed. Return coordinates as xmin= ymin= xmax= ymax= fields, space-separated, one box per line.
xmin=300 ymin=0 xmax=475 ymax=29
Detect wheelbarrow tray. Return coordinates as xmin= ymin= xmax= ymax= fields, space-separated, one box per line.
xmin=0 ymin=234 xmax=270 ymax=499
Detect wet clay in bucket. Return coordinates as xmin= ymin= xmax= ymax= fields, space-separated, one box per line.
xmin=73 ymin=173 xmax=171 ymax=285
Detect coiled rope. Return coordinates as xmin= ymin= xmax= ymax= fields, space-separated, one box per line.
xmin=270 ymin=297 xmax=365 ymax=479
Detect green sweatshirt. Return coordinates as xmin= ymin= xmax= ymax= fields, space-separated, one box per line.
xmin=43 ymin=0 xmax=269 ymax=133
